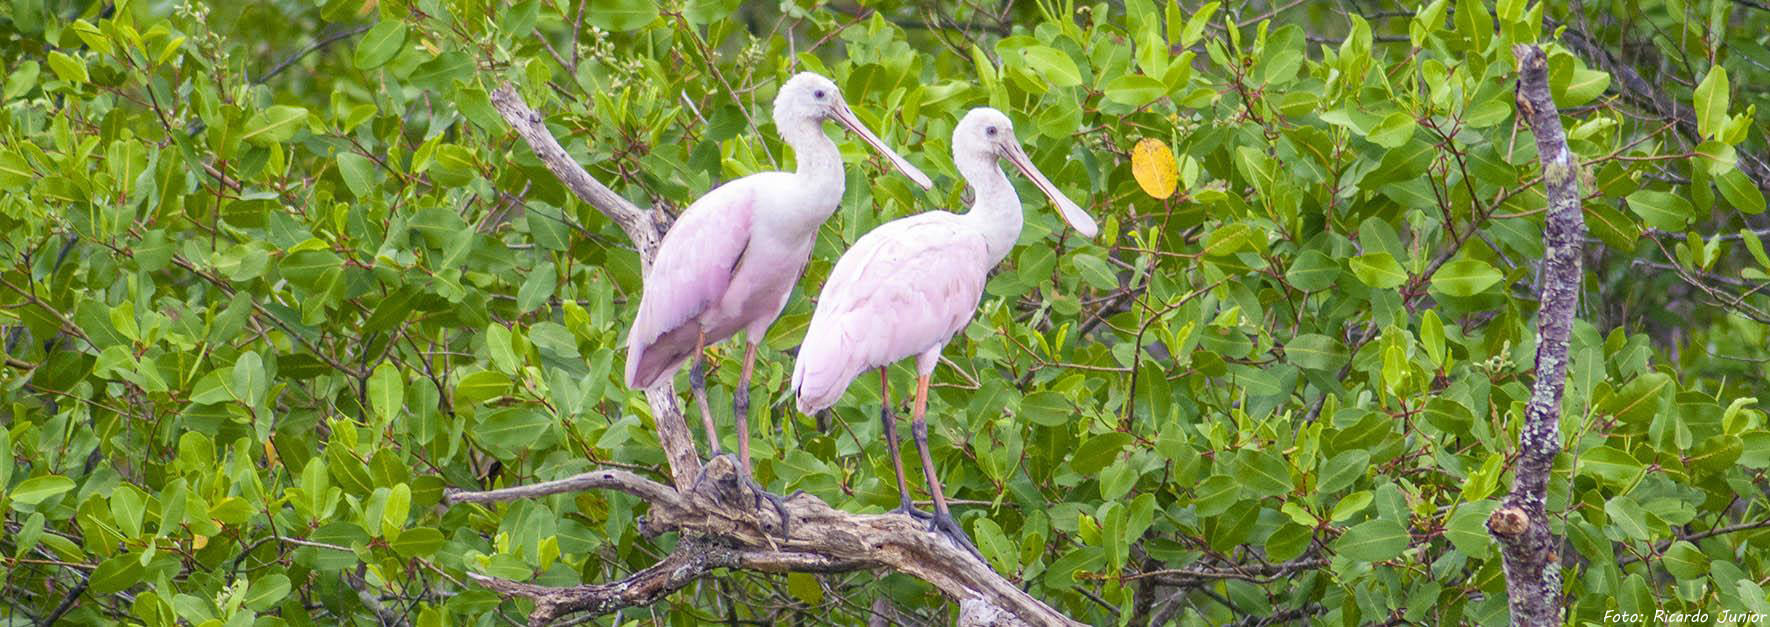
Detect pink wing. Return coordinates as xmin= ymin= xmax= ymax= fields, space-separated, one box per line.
xmin=625 ymin=182 xmax=755 ymax=388
xmin=792 ymin=212 xmax=992 ymax=413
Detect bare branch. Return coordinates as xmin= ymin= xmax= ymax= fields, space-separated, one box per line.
xmin=490 ymin=86 xmax=662 ymax=260
xmin=490 ymin=85 xmax=703 ymax=490
xmin=444 ymin=469 xmax=681 ymax=510
xmin=455 ymin=457 xmax=1075 ymax=626
xmin=469 ymin=536 xmax=739 ymax=625
xmin=1486 ymin=45 xmax=1585 ymax=627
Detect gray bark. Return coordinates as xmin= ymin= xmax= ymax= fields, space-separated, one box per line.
xmin=1485 ymin=45 xmax=1585 ymax=627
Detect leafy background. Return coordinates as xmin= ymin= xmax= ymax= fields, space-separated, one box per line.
xmin=2 ymin=0 xmax=1769 ymax=624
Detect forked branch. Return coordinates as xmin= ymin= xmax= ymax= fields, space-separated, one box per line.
xmin=462 ymin=85 xmax=1079 ymax=626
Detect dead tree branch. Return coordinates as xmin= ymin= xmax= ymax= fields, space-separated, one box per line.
xmin=489 ymin=86 xmax=703 ymax=491
xmin=462 ymin=86 xmax=1079 ymax=626
xmin=1485 ymin=45 xmax=1585 ymax=626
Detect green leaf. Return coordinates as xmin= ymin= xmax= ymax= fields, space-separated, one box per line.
xmin=1334 ymin=519 xmax=1410 ymax=562
xmin=1558 ymin=68 xmax=1610 ymax=107
xmin=1103 ymin=74 xmax=1166 ymax=107
xmin=972 ymin=517 xmax=1015 ymax=573
xmin=109 ymin=485 xmax=146 ymax=539
xmin=1662 ymin=541 xmax=1709 ymax=580
xmin=1420 ymin=310 xmax=1445 ymax=367
xmin=1021 ymin=46 xmax=1081 ymax=88
xmin=1019 ymin=391 xmax=1072 ymax=427
xmin=1442 ymin=505 xmax=1493 ymax=558
xmin=381 ymin=483 xmax=410 ymax=540
xmin=1180 ymin=2 xmax=1218 ymax=46
xmin=0 ymin=430 xmax=10 ymax=488
xmin=1366 ymin=112 xmax=1418 ymax=148
xmin=89 ymin=553 xmax=145 ymax=595
xmin=0 ymin=150 xmax=34 ymax=187
xmin=11 ymin=475 xmax=75 ymax=506
xmin=363 ymin=285 xmax=419 ymax=333
xmin=1626 ymin=190 xmax=1695 ymax=230
xmin=585 ymin=0 xmax=659 ymax=31
xmin=1236 ymin=449 xmax=1293 ymax=498
xmin=454 ymin=370 xmax=511 ymax=406
xmin=336 ymin=152 xmax=377 ymax=198
xmin=528 ymin=322 xmax=580 ymax=358
xmin=1422 ymin=398 xmax=1473 ymax=435
xmin=1285 ymin=251 xmax=1339 ymax=291
xmin=1285 ymin=334 xmax=1346 ymax=371
xmin=1688 ymin=434 xmax=1743 ymax=476
xmin=244 ymin=574 xmax=292 ymax=611
xmin=1430 ymin=259 xmax=1503 ymax=297
xmin=3 ymin=61 xmax=39 ymax=100
xmin=473 ymin=408 xmax=550 ymax=449
xmin=1349 ymin=253 xmax=1407 ymax=289
xmin=1192 ymin=475 xmax=1241 ymax=517
xmin=241 ymin=106 xmax=309 ymax=145
xmin=486 ymin=323 xmax=519 ymax=374
xmin=369 ymin=363 xmax=404 ymax=423
xmin=1071 ymin=432 xmax=1132 ymax=474
xmin=1202 ymin=222 xmax=1256 ymax=257
xmin=354 ymin=21 xmax=408 ymax=69
xmin=231 ymin=350 xmax=266 ymax=406
xmin=411 ymin=51 xmax=473 ymax=90
xmin=789 ymin=573 xmax=833 ymax=611
xmin=1578 ymin=446 xmax=1642 ymax=490
xmin=390 ymin=527 xmax=445 ymax=557
xmin=1605 ymin=495 xmax=1651 ymax=541
xmin=46 ymin=51 xmax=88 ymax=84
xmin=1585 ymin=202 xmax=1643 ymax=250
xmin=1601 ymin=372 xmax=1671 ymax=425
xmin=1329 ymin=491 xmax=1373 ymax=522
xmin=1717 ymin=168 xmax=1766 ymax=215
xmin=1318 ymin=450 xmax=1370 ymax=493
xmin=1693 ymin=65 xmax=1729 ymax=139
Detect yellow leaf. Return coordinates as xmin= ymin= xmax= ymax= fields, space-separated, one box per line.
xmin=192 ymin=534 xmax=209 ymax=550
xmin=1131 ymin=138 xmax=1178 ymax=199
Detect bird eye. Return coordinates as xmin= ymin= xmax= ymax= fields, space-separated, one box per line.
xmin=985 ymin=126 xmax=998 ymax=136
xmin=813 ymin=90 xmax=826 ymax=100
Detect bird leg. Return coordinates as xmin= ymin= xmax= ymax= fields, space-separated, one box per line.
xmin=731 ymin=342 xmax=792 ymax=539
xmin=689 ymin=329 xmax=720 ymax=457
xmin=734 ymin=343 xmax=757 ymax=475
xmin=910 ymin=374 xmax=983 ymax=562
xmin=880 ymin=368 xmax=928 ymax=520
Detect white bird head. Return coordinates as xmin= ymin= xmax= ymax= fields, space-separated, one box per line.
xmin=953 ymin=108 xmax=1098 ymax=239
xmin=773 ymin=72 xmax=933 ymax=189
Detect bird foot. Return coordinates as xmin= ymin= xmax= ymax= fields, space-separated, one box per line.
xmin=928 ymin=511 xmax=985 ymax=563
xmin=890 ymin=502 xmax=933 ymax=522
xmin=691 ymin=454 xmax=794 ymax=540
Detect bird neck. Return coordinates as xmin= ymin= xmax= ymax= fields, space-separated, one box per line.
xmin=780 ymin=117 xmax=846 ymax=212
xmin=959 ymin=154 xmax=1024 ymax=265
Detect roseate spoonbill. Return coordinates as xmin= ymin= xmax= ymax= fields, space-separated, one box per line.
xmin=790 ymin=107 xmax=1097 ymax=553
xmin=624 ymin=72 xmax=932 ymax=531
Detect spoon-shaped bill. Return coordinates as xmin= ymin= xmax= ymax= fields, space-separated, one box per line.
xmin=830 ymin=102 xmax=934 ymax=190
xmin=1003 ymin=142 xmax=1098 ymax=238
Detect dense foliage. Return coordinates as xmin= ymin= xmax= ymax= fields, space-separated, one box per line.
xmin=2 ymin=0 xmax=1768 ymax=624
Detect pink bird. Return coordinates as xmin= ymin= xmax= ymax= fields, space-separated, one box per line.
xmin=791 ymin=108 xmax=1097 ymax=553
xmin=624 ymin=72 xmax=931 ymax=529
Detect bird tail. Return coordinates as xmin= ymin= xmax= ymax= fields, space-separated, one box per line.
xmin=791 ymin=318 xmax=864 ymax=415
xmin=625 ymin=321 xmax=700 ymax=389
